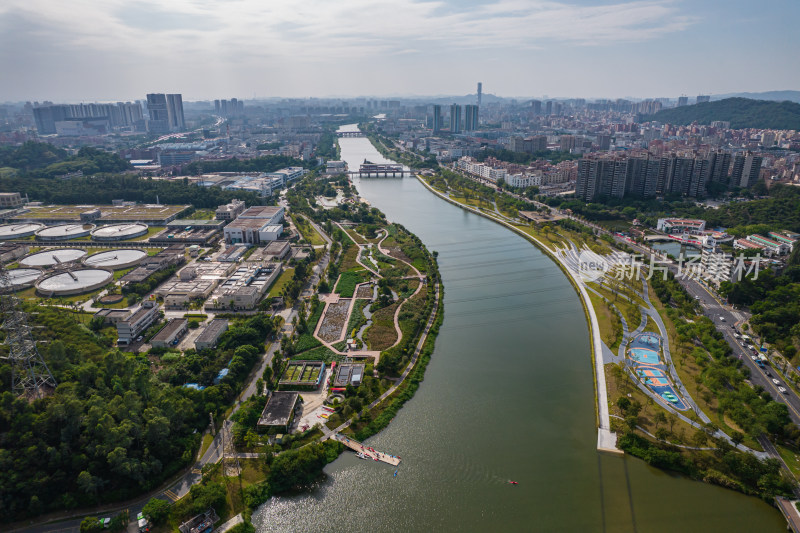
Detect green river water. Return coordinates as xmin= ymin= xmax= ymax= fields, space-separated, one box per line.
xmin=252 ymin=126 xmax=784 ymax=532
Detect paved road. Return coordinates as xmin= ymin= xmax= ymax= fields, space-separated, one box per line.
xmin=15 ymin=202 xmax=332 ymax=533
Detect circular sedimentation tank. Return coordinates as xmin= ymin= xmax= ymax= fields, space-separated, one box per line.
xmin=0 ymin=223 xmax=46 ymax=240
xmin=19 ymin=248 xmax=87 ymax=267
xmin=91 ymin=223 xmax=149 ymax=241
xmin=3 ymin=268 xmax=43 ymax=291
xmin=36 ymin=224 xmax=94 ymax=241
xmin=82 ymin=249 xmax=147 ymax=270
xmin=35 ymin=268 xmax=113 ymax=296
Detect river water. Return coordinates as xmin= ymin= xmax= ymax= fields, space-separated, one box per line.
xmin=252 ymin=126 xmax=783 ymax=532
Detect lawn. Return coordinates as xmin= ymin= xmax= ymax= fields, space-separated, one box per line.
xmin=344 ymin=299 xmax=368 ymax=340
xmin=291 ymin=345 xmax=340 ymax=362
xmin=334 ymin=270 xmax=364 ymax=297
xmin=589 ymin=293 xmax=623 ymax=352
xmin=267 ymin=267 xmax=294 ymax=297
xmin=293 ymin=215 xmax=326 ymax=246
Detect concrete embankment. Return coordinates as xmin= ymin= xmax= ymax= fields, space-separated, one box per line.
xmin=415 ymin=175 xmax=619 ymax=454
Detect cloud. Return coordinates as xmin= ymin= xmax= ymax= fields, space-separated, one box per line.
xmin=0 ymin=0 xmax=696 ymax=99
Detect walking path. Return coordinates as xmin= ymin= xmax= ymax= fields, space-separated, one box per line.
xmin=333 ymin=434 xmax=402 ymax=466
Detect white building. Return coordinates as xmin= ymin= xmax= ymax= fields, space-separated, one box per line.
xmin=117 ymin=305 xmax=160 ymax=345
xmin=656 ymin=218 xmax=707 ymax=234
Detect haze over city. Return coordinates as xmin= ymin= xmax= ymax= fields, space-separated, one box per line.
xmin=1 ymin=0 xmax=799 ymax=102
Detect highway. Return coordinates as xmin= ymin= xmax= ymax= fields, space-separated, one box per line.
xmin=447 ymin=163 xmax=800 ymax=427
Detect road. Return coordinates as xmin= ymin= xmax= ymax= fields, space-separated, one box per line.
xmin=446 ymin=165 xmax=800 ymax=428
xmin=14 ymin=197 xmax=332 ymax=533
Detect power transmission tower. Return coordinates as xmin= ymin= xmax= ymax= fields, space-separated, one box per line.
xmin=0 ymin=264 xmax=56 ymax=399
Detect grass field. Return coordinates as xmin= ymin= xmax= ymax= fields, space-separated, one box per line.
xmin=267 ymin=267 xmax=294 ymax=297
xmin=364 ymin=301 xmax=399 ymax=350
xmin=334 ymin=271 xmax=364 ymax=297
xmin=293 ymin=215 xmax=326 ymax=246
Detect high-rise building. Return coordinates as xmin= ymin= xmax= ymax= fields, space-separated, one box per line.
xmin=705 ymin=150 xmax=731 ymax=185
xmin=575 ymin=156 xmax=627 ymax=201
xmin=450 ymin=104 xmax=462 ymax=134
xmin=559 ymin=135 xmax=576 ymax=152
xmin=596 ymin=134 xmax=612 ymax=151
xmin=33 ymin=101 xmax=144 ymax=134
xmin=530 ymin=100 xmax=542 ymax=114
xmin=432 ymin=105 xmax=443 ymax=133
xmin=146 ymin=93 xmax=185 ymax=133
xmin=677 ymin=96 xmax=689 ymax=107
xmin=477 ymin=82 xmax=482 ymax=106
xmin=545 ymin=101 xmax=553 ymax=115
xmin=464 ymin=105 xmax=479 ymax=131
xmin=696 ymin=95 xmax=711 ymax=104
xmin=731 ymin=152 xmax=763 ymax=188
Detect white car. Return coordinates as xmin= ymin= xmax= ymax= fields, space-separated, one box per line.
xmin=719 ymin=316 xmax=726 ymax=321
xmin=750 ymin=355 xmax=758 ymax=361
xmin=779 ymin=386 xmax=788 ymax=394
xmin=772 ymin=379 xmax=781 ymax=385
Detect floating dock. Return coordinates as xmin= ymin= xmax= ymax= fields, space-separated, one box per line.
xmin=334 ymin=434 xmax=401 ymax=466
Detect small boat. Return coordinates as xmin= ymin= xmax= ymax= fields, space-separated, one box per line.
xmin=356 ymin=452 xmax=369 ymax=460
xmin=393 ymin=469 xmax=399 ymax=477
xmin=508 ymin=481 xmax=519 ymax=485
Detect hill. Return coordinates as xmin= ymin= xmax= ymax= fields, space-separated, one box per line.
xmin=651 ymin=97 xmax=800 ymax=130
xmin=712 ymin=90 xmax=800 ymax=104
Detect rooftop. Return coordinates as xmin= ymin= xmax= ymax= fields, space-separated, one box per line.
xmin=196 ymin=319 xmax=228 ymax=343
xmin=151 ymin=318 xmax=188 ymax=342
xmin=239 ymin=205 xmax=283 ymax=219
xmin=258 ymin=391 xmax=299 ymax=427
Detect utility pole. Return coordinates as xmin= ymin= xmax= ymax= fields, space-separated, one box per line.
xmin=0 ymin=264 xmax=56 ymax=399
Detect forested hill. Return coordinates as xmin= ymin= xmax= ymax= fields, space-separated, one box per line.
xmin=651 ymin=98 xmax=800 ymax=130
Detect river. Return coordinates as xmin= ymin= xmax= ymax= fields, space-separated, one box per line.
xmin=252 ymin=125 xmax=783 ymax=532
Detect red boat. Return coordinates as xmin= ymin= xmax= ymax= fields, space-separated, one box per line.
xmin=509 ymin=481 xmax=519 ymax=485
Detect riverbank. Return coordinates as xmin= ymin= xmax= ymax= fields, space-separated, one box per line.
xmin=413 ymin=173 xmax=619 ymax=453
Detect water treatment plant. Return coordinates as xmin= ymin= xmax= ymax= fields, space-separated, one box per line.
xmin=35 ymin=223 xmax=94 ymax=241
xmin=19 ymin=248 xmax=87 ymax=267
xmin=35 ymin=268 xmax=113 ymax=296
xmin=82 ymin=249 xmax=147 ymax=270
xmin=0 ymin=223 xmax=45 ymax=240
xmin=91 ymin=223 xmax=149 ymax=241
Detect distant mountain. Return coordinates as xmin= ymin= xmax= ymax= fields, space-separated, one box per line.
xmin=711 ymin=90 xmax=800 ymax=104
xmin=651 ymin=97 xmax=800 ymax=130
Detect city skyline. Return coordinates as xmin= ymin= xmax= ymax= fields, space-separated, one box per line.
xmin=1 ymin=0 xmax=798 ymax=102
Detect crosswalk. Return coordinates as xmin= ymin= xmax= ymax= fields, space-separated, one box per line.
xmin=191 ymin=467 xmax=202 ymax=475
xmin=163 ymin=489 xmax=180 ymax=502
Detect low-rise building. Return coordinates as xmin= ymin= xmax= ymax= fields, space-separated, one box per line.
xmin=195 ymin=319 xmax=228 ymax=351
xmin=205 ymin=263 xmax=281 ymax=310
xmin=223 ymin=217 xmax=272 ymax=244
xmin=746 ymin=234 xmax=789 ymax=255
xmin=93 ymin=308 xmax=131 ymax=326
xmin=150 ymin=318 xmax=188 ymax=348
xmin=117 ymin=305 xmax=160 ymax=345
xmin=238 ymin=205 xmax=285 ymax=224
xmin=257 ymin=391 xmax=300 ymax=430
xmin=325 ymin=160 xmax=347 ymax=174
xmin=0 ymin=243 xmax=29 ymax=263
xmin=656 ymin=218 xmax=707 ymax=234
xmin=215 ymin=199 xmax=246 ymax=221
xmin=0 ymin=193 xmax=24 ymax=209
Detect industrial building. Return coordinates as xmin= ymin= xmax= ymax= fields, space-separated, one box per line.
xmin=223 ymin=218 xmax=282 ymax=244
xmin=334 ymin=363 xmax=365 ymax=388
xmin=215 ymin=199 xmax=246 ymax=221
xmin=195 ymin=319 xmax=229 ymax=351
xmin=257 ymin=391 xmax=300 ymax=430
xmin=0 ymin=193 xmax=24 ymax=209
xmin=205 ymin=263 xmax=281 ymax=310
xmin=93 ymin=308 xmax=132 ymax=327
xmin=0 ymin=243 xmax=29 ymax=263
xmin=150 ymin=318 xmax=188 ymax=348
xmin=155 ymin=261 xmax=235 ymax=308
xmin=120 ymin=246 xmax=185 ymax=284
xmin=238 ymin=205 xmax=285 ymax=224
xmin=149 ymin=219 xmax=223 ymax=245
xmin=117 ymin=305 xmax=160 ymax=345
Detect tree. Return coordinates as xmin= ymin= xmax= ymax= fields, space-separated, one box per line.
xmin=142 ymin=497 xmax=171 ymax=525
xmin=654 ymin=411 xmax=667 ymax=429
xmin=80 ymin=517 xmax=103 ymax=533
xmin=655 ymin=427 xmax=670 ymax=441
xmin=731 ymin=431 xmax=745 ymax=447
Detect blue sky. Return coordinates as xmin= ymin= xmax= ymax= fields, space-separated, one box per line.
xmin=0 ymin=0 xmax=798 ymax=102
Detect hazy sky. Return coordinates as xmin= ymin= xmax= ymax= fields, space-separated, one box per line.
xmin=1 ymin=0 xmax=798 ymax=102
